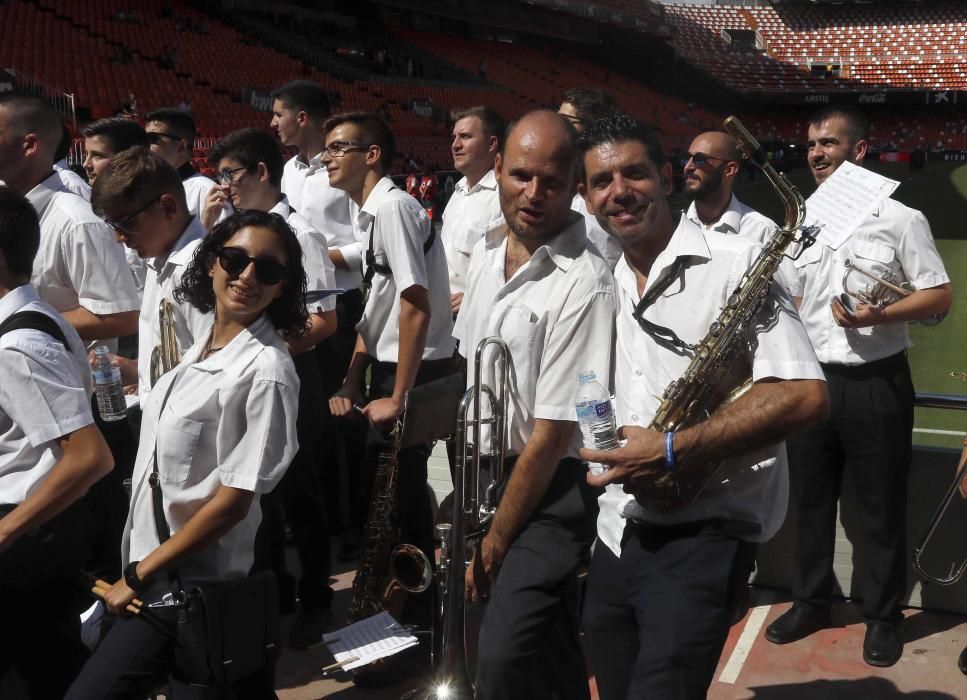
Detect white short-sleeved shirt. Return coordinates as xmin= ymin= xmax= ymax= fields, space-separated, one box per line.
xmin=453 ymin=213 xmax=616 ymax=459
xmin=281 ymin=154 xmax=362 ymax=290
xmin=269 ymin=197 xmax=338 ymax=315
xmin=573 ymin=194 xmax=623 ymax=270
xmin=596 ymin=215 xmax=825 ymax=557
xmin=54 ymin=159 xmax=92 ymax=201
xmin=26 ymin=172 xmax=142 ymax=350
xmin=137 ymin=218 xmax=211 ymax=406
xmin=0 ymin=285 xmax=94 ymax=505
xmin=182 ymin=171 xmax=231 ymax=228
xmin=440 ymin=170 xmax=503 ymax=295
xmin=123 ymin=314 xmax=300 ymax=582
xmin=357 ymin=177 xmax=455 ymax=363
xmin=785 ymin=197 xmax=950 ymax=365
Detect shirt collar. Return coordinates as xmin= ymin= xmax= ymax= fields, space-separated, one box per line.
xmin=358 ymin=176 xmax=398 ymax=222
xmin=458 ymin=169 xmax=497 ymax=194
xmin=486 ymin=211 xmax=586 ymax=274
xmin=0 ymin=284 xmax=42 ymax=325
xmin=25 ymin=172 xmax=66 ymax=217
xmin=299 ymin=152 xmax=325 ymax=175
xmin=268 ymin=197 xmax=291 ymax=218
xmin=685 ymin=194 xmax=742 ymax=234
xmin=617 ymin=214 xmax=710 ymax=301
xmin=150 ymin=217 xmax=207 ymax=272
xmin=182 ymin=314 xmax=277 ymax=374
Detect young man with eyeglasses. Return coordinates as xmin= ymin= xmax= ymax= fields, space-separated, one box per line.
xmin=577 ymin=113 xmax=828 ymax=700
xmin=91 ymin=147 xmax=210 ymax=407
xmin=206 ymin=127 xmax=341 ymax=646
xmin=326 ymin=112 xmax=454 ymax=643
xmin=144 ymin=107 xmax=230 ymax=228
xmin=557 ymin=87 xmax=623 ymax=269
xmin=271 ymin=81 xmax=367 ymax=560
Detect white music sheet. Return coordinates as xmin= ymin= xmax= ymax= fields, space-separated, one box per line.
xmin=803 ymin=161 xmax=900 ymax=250
xmin=322 ymin=611 xmax=419 ymax=671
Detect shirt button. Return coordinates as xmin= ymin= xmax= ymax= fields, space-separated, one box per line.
xmin=631 ymin=414 xmax=639 ymax=422
xmin=634 ymin=368 xmax=643 ymax=376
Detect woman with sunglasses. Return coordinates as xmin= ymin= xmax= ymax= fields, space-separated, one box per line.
xmin=67 ymin=210 xmax=308 ymax=699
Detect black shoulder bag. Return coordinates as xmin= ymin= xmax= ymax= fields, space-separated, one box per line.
xmin=148 ymin=377 xmax=281 ymax=693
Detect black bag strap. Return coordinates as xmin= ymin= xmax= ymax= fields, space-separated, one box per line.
xmin=148 ymin=375 xmax=186 ymax=598
xmin=361 ymin=187 xmax=436 ymax=289
xmin=0 ymin=310 xmax=69 ymax=347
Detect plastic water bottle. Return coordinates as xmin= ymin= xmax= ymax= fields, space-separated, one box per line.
xmin=92 ymin=345 xmax=126 ymax=422
xmin=575 ymin=370 xmax=619 ymax=475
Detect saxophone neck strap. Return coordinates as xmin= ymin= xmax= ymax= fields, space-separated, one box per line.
xmin=632 ymin=257 xmax=698 ymax=354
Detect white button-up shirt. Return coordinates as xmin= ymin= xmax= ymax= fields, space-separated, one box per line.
xmin=269 ymin=197 xmax=337 ymax=314
xmin=596 ymin=215 xmax=824 ymax=557
xmin=0 ymin=285 xmax=94 ymax=505
xmin=453 ymin=213 xmax=616 ymax=459
xmin=440 ymin=170 xmax=503 ymax=295
xmin=357 ymin=177 xmax=455 ymax=363
xmin=785 ymin=197 xmax=950 ymax=366
xmin=137 ymin=218 xmax=211 ymax=406
xmin=123 ymin=314 xmax=300 ymax=582
xmin=281 ymin=154 xmax=361 ymax=290
xmin=54 ymin=159 xmax=92 ymax=201
xmin=573 ymin=194 xmax=623 ymax=270
xmin=26 ymin=173 xmax=141 ymax=350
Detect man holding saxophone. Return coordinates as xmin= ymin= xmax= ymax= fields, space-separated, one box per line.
xmin=578 ymin=113 xmax=828 ymax=699
xmin=455 ymin=110 xmax=616 ymax=699
xmin=764 ymin=105 xmax=952 ymax=667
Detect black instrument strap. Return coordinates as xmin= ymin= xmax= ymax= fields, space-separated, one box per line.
xmin=631 ymin=257 xmax=699 ymax=355
xmin=0 ymin=310 xmax=69 ymax=347
xmin=361 ymin=187 xmax=436 ymax=290
xmin=148 ymin=375 xmax=186 ymax=598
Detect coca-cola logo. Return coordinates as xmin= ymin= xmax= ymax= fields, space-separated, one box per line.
xmin=804 ymin=94 xmax=829 ymax=104
xmin=859 ymin=93 xmax=887 ymax=104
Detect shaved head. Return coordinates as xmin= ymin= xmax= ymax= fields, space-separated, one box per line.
xmin=502 ymin=110 xmax=578 ymax=180
xmin=0 ymin=94 xmax=63 ymax=191
xmin=691 ymin=131 xmax=740 ymax=162
xmin=684 ymin=131 xmax=741 ymax=203
xmin=0 ymin=94 xmax=62 ymax=150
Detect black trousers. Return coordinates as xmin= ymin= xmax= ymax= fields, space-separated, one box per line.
xmin=582 ymin=523 xmax=756 ymax=700
xmin=786 ymin=351 xmax=914 ymax=623
xmin=254 ymin=351 xmax=334 ymax=610
xmin=0 ymin=500 xmax=94 ymax=699
xmin=475 ymin=458 xmax=598 ymax=700
xmin=314 ymin=290 xmax=367 ymax=533
xmin=65 ymin=594 xmax=276 ymax=700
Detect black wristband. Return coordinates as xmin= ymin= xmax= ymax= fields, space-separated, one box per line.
xmin=123 ymin=560 xmax=147 ymax=593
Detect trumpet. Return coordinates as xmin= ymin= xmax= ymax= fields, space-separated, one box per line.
xmin=841 ymin=259 xmax=945 ymax=326
xmin=149 ymin=298 xmax=180 ymax=386
xmin=409 ymin=337 xmax=510 ymax=699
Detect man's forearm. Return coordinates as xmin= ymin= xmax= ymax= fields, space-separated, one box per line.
xmin=61 ymin=307 xmax=138 ymax=340
xmin=676 ymin=378 xmax=828 ymax=473
xmin=488 ymin=419 xmax=575 ymax=551
xmin=880 ymin=283 xmax=951 ymax=324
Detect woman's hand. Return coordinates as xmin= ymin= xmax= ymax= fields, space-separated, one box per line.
xmin=329 ymin=382 xmax=365 ymax=418
xmin=104 ymin=578 xmax=139 ymax=617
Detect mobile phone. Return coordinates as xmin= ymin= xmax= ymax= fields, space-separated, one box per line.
xmin=838 ymin=293 xmax=857 ymax=316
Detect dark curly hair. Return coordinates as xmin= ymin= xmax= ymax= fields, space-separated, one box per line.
xmin=175 ymin=210 xmax=309 ymax=337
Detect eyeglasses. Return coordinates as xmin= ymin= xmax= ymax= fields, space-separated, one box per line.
xmin=104 ymin=196 xmax=161 ymax=235
xmin=146 ymin=131 xmax=184 ymax=145
xmin=686 ymin=152 xmax=729 ymax=167
xmin=560 ymin=114 xmax=586 ymax=128
xmin=216 ymin=246 xmax=286 ymax=285
xmin=324 ymin=140 xmax=371 ymax=157
xmin=216 ymin=166 xmax=249 ymax=185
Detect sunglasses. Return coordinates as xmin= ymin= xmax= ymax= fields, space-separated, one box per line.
xmin=686 ymin=152 xmax=729 ymax=167
xmin=216 ymin=246 xmax=286 ymax=286
xmin=216 ymin=166 xmax=249 ymax=185
xmin=104 ymin=195 xmax=161 ymax=235
xmin=146 ymin=131 xmax=185 ymax=145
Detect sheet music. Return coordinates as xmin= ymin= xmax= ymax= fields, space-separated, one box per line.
xmin=803 ymin=161 xmax=899 ymax=250
xmin=321 ymin=611 xmax=419 ymax=671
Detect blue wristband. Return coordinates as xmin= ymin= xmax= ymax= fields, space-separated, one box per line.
xmin=664 ymin=431 xmax=677 ymax=473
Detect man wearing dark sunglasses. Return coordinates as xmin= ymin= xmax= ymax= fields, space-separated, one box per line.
xmin=91 ymin=147 xmax=211 ymax=407
xmin=144 ymin=108 xmax=229 ymax=229
xmin=206 ymin=127 xmax=340 ymax=648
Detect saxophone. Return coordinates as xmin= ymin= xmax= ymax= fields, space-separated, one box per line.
xmin=348 ymin=419 xmax=434 ymax=624
xmin=637 ymin=116 xmax=818 ymax=512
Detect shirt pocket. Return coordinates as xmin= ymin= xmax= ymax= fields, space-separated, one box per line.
xmin=453 ymin=223 xmax=486 ymax=256
xmin=156 ymin=408 xmax=203 ymax=485
xmin=497 ymin=304 xmax=547 ymax=416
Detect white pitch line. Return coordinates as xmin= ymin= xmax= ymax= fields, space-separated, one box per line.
xmin=718 ymin=602 xmax=772 ymax=684
xmin=913 ymin=428 xmax=965 ymax=436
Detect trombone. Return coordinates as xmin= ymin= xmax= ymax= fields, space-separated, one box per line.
xmin=410 ymin=336 xmax=510 ymax=699
xmin=912 ymin=454 xmax=967 ymax=586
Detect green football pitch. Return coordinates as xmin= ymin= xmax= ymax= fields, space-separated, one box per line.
xmin=722 ymin=159 xmax=967 ymax=449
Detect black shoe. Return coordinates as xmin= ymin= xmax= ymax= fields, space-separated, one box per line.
xmin=863 ymin=621 xmax=902 ymax=667
xmin=289 ymin=606 xmax=334 ymax=650
xmin=959 ymin=645 xmax=967 ymax=675
xmin=764 ymin=604 xmax=829 ymax=645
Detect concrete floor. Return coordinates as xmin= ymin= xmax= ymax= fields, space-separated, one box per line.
xmin=277 ymin=561 xmax=967 ymax=700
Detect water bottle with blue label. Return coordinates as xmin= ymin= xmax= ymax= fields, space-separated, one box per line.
xmin=575 ymin=370 xmax=619 ymax=475
xmin=92 ymin=345 xmax=127 ymax=422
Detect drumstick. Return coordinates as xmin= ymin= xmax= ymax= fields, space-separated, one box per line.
xmin=89 ymin=583 xmax=174 ymax=638
xmin=95 ymin=578 xmax=146 ymax=608
xmin=91 ymin=584 xmax=142 ymax=616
